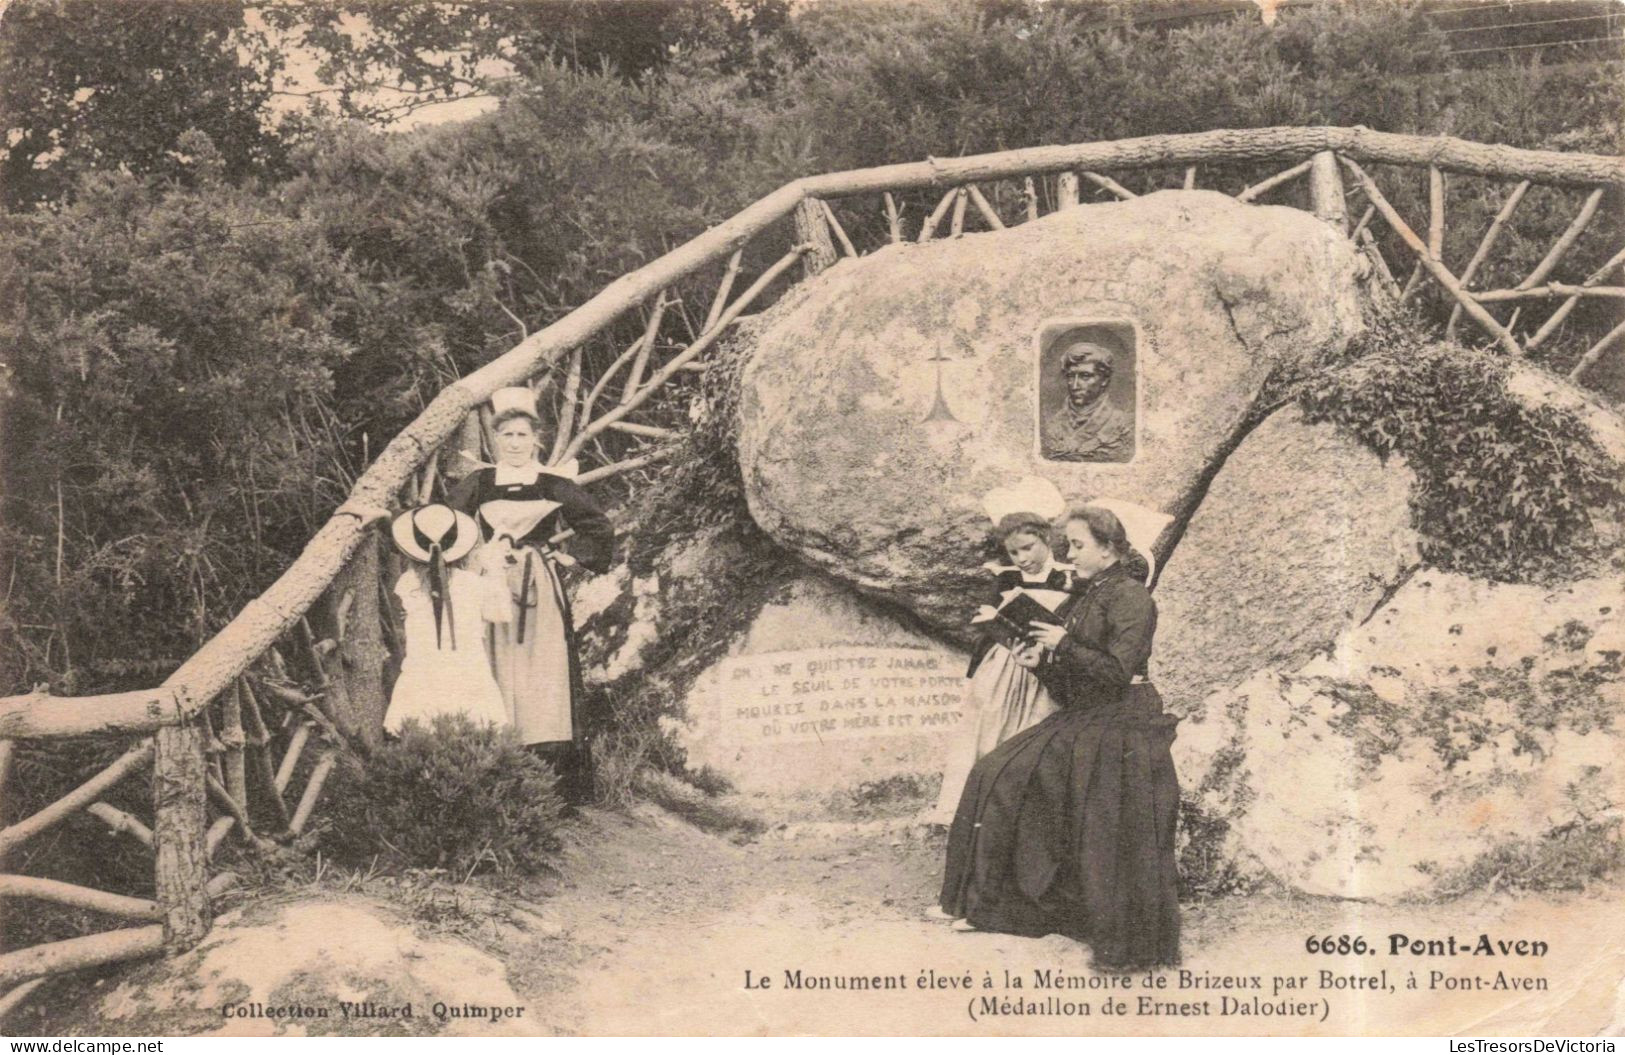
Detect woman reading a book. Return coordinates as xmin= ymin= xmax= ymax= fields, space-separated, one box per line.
xmin=922 ymin=478 xmax=1075 ymax=825
xmin=932 ymin=504 xmax=1181 ymax=970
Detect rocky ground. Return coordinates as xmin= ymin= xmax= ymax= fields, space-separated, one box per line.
xmin=21 ymin=791 xmax=1621 ymax=1038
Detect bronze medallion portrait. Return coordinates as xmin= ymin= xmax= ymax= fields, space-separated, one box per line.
xmin=1036 ymin=320 xmax=1138 ymax=463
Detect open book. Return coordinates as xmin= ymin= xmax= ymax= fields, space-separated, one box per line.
xmin=971 ymin=590 xmax=1066 ymax=652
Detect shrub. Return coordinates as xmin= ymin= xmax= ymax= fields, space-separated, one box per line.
xmin=845 ymin=773 xmax=935 ymax=814
xmin=1176 ymin=800 xmax=1261 ymax=901
xmin=0 ymin=737 xmax=158 ymax=952
xmin=1421 ymin=817 xmax=1624 ymax=901
xmin=320 ymin=715 xmax=567 ymax=877
xmin=1295 ymin=313 xmax=1625 ymax=583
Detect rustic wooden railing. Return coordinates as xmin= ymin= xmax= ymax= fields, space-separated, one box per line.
xmin=1 ymin=126 xmax=1621 ymax=1021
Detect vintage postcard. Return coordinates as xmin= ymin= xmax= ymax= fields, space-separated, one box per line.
xmin=1 ymin=0 xmax=1622 ymax=1040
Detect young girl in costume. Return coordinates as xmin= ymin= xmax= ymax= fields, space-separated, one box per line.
xmin=384 ymin=503 xmax=513 ymax=733
xmin=923 ymin=477 xmax=1076 ymax=826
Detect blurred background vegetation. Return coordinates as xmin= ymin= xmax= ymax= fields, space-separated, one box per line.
xmin=1 ymin=0 xmax=1621 ymax=737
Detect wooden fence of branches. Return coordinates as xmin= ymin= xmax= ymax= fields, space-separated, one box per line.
xmin=1 ymin=126 xmax=1621 ymax=1020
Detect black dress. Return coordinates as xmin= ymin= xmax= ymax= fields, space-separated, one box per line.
xmin=447 ymin=465 xmax=614 ymax=801
xmin=938 ymin=560 xmax=1181 ymax=969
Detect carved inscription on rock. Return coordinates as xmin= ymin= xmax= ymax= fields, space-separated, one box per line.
xmin=717 ymin=646 xmax=966 ymax=744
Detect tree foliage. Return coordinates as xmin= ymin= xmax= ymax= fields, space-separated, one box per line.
xmin=0 ymin=0 xmax=285 ymax=210
xmin=255 ymin=0 xmax=805 ymax=123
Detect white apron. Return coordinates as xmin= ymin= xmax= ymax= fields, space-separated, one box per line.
xmin=480 ymin=499 xmax=576 ymax=746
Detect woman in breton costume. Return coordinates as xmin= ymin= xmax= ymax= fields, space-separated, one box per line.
xmin=932 ymin=502 xmax=1181 ymax=971
xmin=383 ymin=504 xmax=512 ymax=734
xmin=923 ymin=478 xmax=1076 ymax=826
xmin=447 ymin=386 xmax=615 ymax=800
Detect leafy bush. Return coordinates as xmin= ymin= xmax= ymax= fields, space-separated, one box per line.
xmin=1295 ymin=314 xmax=1625 ymax=582
xmin=1421 ymin=817 xmax=1624 ymax=901
xmin=1176 ymin=800 xmax=1261 ymax=901
xmin=320 ymin=715 xmax=567 ymax=877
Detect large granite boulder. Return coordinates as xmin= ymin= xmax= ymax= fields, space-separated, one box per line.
xmin=736 ymin=190 xmax=1365 ymax=632
xmin=1152 ymin=406 xmax=1421 ymax=715
xmin=1174 ymin=571 xmax=1625 ymax=901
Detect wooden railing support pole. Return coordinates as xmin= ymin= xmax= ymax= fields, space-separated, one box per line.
xmin=219 ymin=684 xmax=247 ymax=812
xmin=153 ymin=716 xmax=210 ymax=952
xmin=0 ymin=741 xmax=155 ymax=858
xmin=794 ymin=197 xmax=837 ymax=278
xmin=917 ymin=188 xmax=957 ymax=241
xmin=324 ymin=538 xmax=388 ymax=749
xmin=1056 ymin=172 xmax=1080 ymax=209
xmin=86 ymin=802 xmax=155 ymax=848
xmin=1340 ymin=156 xmax=1522 ymax=356
xmin=0 ymin=742 xmax=11 ymax=861
xmin=1308 ymin=151 xmax=1347 ymax=234
xmin=1236 ymin=158 xmax=1314 ymax=203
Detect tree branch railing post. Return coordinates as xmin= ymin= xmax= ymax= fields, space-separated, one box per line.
xmin=1527 ymin=243 xmax=1625 ymax=353
xmin=153 ymin=716 xmax=210 ymax=952
xmin=966 ymin=184 xmax=1005 ymax=231
xmin=1307 ymin=151 xmax=1348 ymax=234
xmin=948 ymin=187 xmax=968 ymax=238
xmin=1447 ymin=179 xmax=1531 ymax=340
xmin=1339 ymin=155 xmax=1523 ymax=357
xmin=219 ymin=684 xmax=246 ymax=815
xmin=794 ymin=197 xmax=837 ymax=277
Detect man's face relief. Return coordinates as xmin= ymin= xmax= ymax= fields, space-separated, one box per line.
xmin=1063 ymin=358 xmax=1111 ymax=408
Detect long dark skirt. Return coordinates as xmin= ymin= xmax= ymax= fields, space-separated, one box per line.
xmin=939 ymin=684 xmax=1181 ymax=969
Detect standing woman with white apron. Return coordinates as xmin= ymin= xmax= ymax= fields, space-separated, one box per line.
xmin=447 ymin=387 xmax=615 ymax=801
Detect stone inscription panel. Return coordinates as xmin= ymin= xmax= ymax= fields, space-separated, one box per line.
xmin=715 ymin=646 xmax=966 ymax=745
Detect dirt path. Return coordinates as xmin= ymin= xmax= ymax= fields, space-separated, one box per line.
xmin=498 ymin=801 xmax=1625 ymax=1037
xmin=13 ymin=796 xmax=1624 ymax=1037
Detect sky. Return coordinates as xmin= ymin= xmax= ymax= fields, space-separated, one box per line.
xmin=249 ymin=7 xmax=508 ymax=131
xmin=256 ymin=0 xmax=1286 ymax=132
